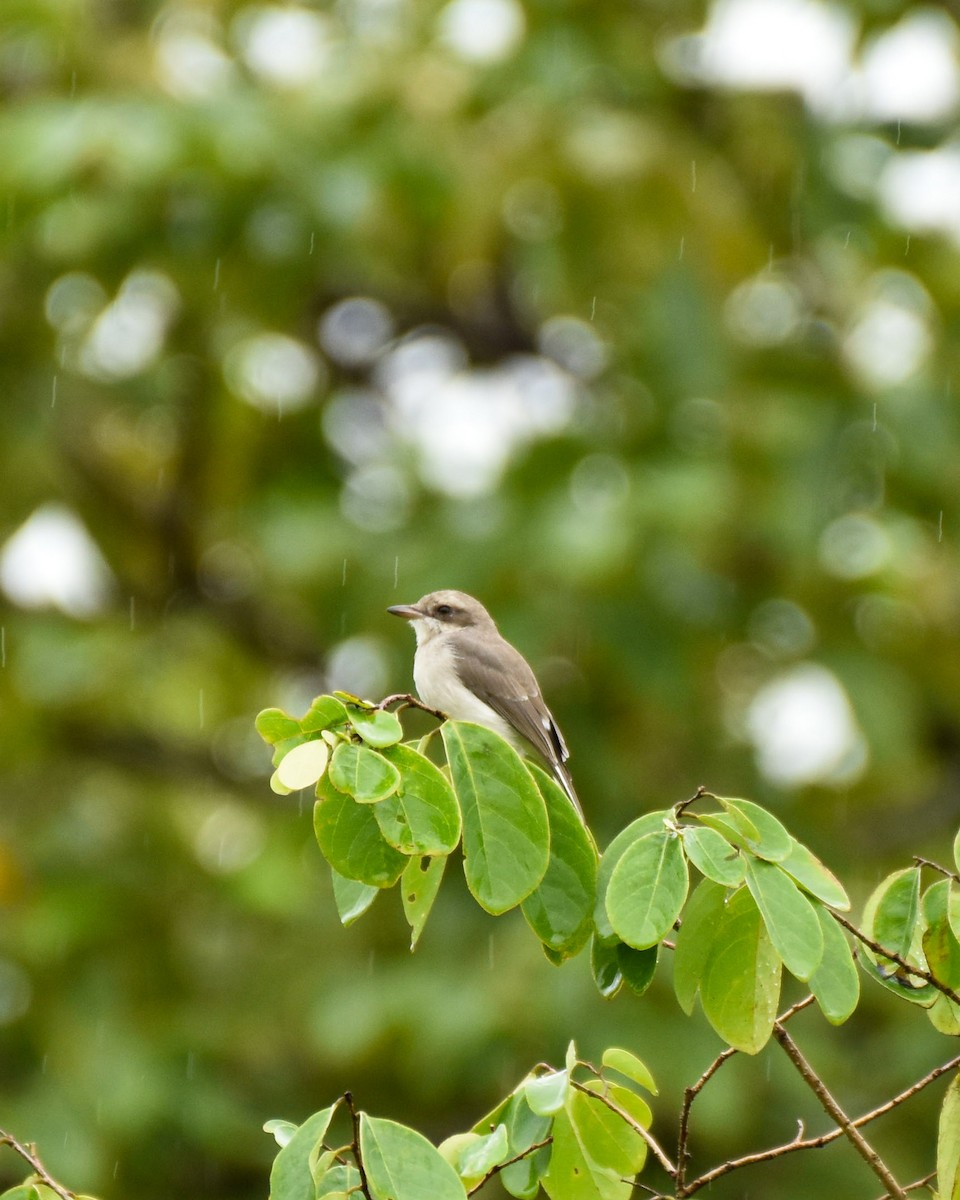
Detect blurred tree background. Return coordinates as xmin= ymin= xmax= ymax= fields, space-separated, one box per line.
xmin=1 ymin=0 xmax=959 ymax=1195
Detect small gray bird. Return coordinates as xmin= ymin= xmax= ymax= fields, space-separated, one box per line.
xmin=387 ymin=589 xmax=583 ymax=818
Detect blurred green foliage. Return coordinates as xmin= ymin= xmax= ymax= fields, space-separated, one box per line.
xmin=1 ymin=0 xmax=959 ymax=1195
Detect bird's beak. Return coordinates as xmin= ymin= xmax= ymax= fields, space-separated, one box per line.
xmin=387 ymin=604 xmax=423 ymax=621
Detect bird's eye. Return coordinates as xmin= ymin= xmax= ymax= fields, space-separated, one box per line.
xmin=435 ymin=604 xmax=453 ymax=616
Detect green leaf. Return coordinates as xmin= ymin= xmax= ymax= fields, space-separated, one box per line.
xmin=673 ymin=878 xmax=727 ymax=1014
xmin=700 ymin=886 xmax=781 ymax=1054
xmin=376 ymin=743 xmax=462 ymax=856
xmin=360 ymin=1114 xmax=467 ymax=1200
xmin=256 ymin=707 xmax=302 ymax=745
xmin=441 ymin=722 xmax=549 ymax=914
xmin=617 ymin=943 xmax=659 ymax=996
xmin=718 ymin=797 xmax=792 ymax=862
xmin=315 ymin=1162 xmax=362 ymax=1198
xmin=744 ymin=858 xmax=824 ymax=981
xmin=313 ymin=776 xmax=406 ymax=887
xmin=524 ymin=1069 xmax=569 ymax=1116
xmin=601 ymin=1048 xmax=657 ymax=1095
xmin=268 ymin=1103 xmax=339 ymax=1200
xmin=594 ymin=812 xmax=671 ymax=942
xmin=301 ymin=695 xmax=348 ymax=732
xmin=329 ymin=742 xmax=400 ymax=803
xmin=681 ymin=825 xmax=744 ymax=887
xmin=948 ymin=880 xmax=960 ymax=945
xmin=780 ymin=838 xmax=850 ymax=910
xmin=591 ymin=936 xmax=623 ymax=998
xmin=492 ymin=1093 xmax=552 ymax=1200
xmin=347 ymin=707 xmax=404 ymax=748
xmin=542 ymin=1081 xmax=647 ymax=1200
xmin=521 ymin=764 xmax=598 ymax=958
xmin=938 ymin=1074 xmax=960 ymax=1200
xmin=809 ymin=908 xmax=859 ymax=1024
xmin=401 ymin=854 xmax=446 ymax=949
xmin=921 ymin=880 xmax=960 ymax=1035
xmin=457 ymin=1124 xmax=509 ymax=1179
xmin=331 ymin=868 xmax=379 ymax=926
xmin=275 ymin=738 xmax=329 ymax=789
xmin=605 ymin=829 xmax=688 ymax=949
xmin=860 ymin=867 xmax=933 ymax=1001
xmin=954 ymin=829 xmax=960 ymax=877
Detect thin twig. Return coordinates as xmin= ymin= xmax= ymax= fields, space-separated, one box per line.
xmin=873 ymin=1170 xmax=937 ymax=1199
xmin=344 ymin=1093 xmax=372 ymax=1200
xmin=773 ymin=1023 xmax=908 ymax=1200
xmin=375 ymin=693 xmax=446 ymax=720
xmin=682 ymin=1050 xmax=960 ymax=1194
xmin=569 ymin=1080 xmax=677 ymax=1178
xmin=832 ymin=912 xmax=960 ymax=1006
xmin=674 ymin=785 xmax=708 ymax=821
xmin=465 ymin=1136 xmax=552 ymax=1196
xmin=913 ymin=856 xmax=959 ymax=882
xmin=0 ymin=1129 xmax=76 ymax=1200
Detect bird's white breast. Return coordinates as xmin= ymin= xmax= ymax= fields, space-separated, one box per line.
xmin=413 ymin=633 xmax=519 ymax=747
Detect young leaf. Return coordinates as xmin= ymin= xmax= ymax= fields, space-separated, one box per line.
xmin=718 ymin=797 xmax=792 ymax=862
xmin=744 ymin=858 xmax=824 ymax=981
xmin=359 ymin=1115 xmax=467 ymax=1200
xmin=256 ymin=707 xmax=302 ymax=745
xmin=681 ymin=825 xmax=744 ymax=887
xmin=594 ymin=812 xmax=671 ymax=942
xmin=313 ymin=776 xmax=406 ymax=887
xmin=601 ymin=1048 xmax=657 ymax=1095
xmin=921 ymin=880 xmax=960 ymax=1035
xmin=673 ymin=878 xmax=727 ymax=1015
xmin=521 ymin=765 xmax=598 ymax=959
xmin=591 ymin=936 xmax=623 ymax=999
xmin=490 ymin=1093 xmax=552 ymax=1200
xmin=401 ymin=855 xmax=446 ymax=950
xmin=863 ymin=866 xmax=924 ymax=970
xmin=347 ymin=706 xmax=404 ymax=748
xmin=275 ymin=739 xmax=330 ymax=791
xmin=524 ymin=1069 xmax=569 ymax=1117
xmin=938 ymin=1074 xmax=960 ymax=1200
xmin=268 ymin=1104 xmax=339 ymax=1200
xmin=700 ymin=886 xmax=782 ymax=1054
xmin=376 ymin=743 xmax=461 ymax=856
xmin=331 ymin=868 xmax=379 ymax=926
xmin=617 ymin=943 xmax=659 ymax=997
xmin=329 ymin=742 xmax=400 ymax=803
xmin=441 ymin=722 xmax=549 ymax=915
xmin=780 ymin=838 xmax=850 ymax=911
xmin=809 ymin=908 xmax=859 ymax=1025
xmin=456 ymin=1123 xmax=509 ymax=1179
xmin=300 ymin=695 xmax=348 ymax=733
xmin=605 ymin=829 xmax=688 ymax=949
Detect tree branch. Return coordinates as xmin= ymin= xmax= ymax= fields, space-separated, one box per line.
xmin=0 ymin=1129 xmax=76 ymax=1200
xmin=465 ymin=1136 xmax=552 ymax=1196
xmin=375 ymin=693 xmax=447 ymax=720
xmin=772 ymin=1023 xmax=908 ymax=1200
xmin=344 ymin=1092 xmax=372 ymax=1200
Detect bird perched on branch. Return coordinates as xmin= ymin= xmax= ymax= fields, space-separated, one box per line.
xmin=387 ymin=589 xmax=583 ymax=819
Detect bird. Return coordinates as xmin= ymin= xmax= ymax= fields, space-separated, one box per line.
xmin=387 ymin=589 xmax=583 ymax=819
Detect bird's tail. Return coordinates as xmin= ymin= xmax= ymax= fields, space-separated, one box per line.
xmin=552 ymin=760 xmax=585 ymax=822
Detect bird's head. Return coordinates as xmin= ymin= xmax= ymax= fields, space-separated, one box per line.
xmin=387 ymin=590 xmax=495 ymax=643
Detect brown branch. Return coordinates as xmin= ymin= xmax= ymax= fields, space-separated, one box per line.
xmin=874 ymin=1170 xmax=937 ymax=1200
xmin=569 ymin=1080 xmax=677 ymax=1178
xmin=344 ymin=1092 xmax=372 ymax=1200
xmin=465 ymin=1136 xmax=552 ymax=1196
xmin=673 ymin=785 xmax=708 ymax=821
xmin=832 ymin=912 xmax=960 ymax=1006
xmin=0 ymin=1129 xmax=76 ymax=1200
xmin=682 ymin=1049 xmax=960 ymax=1194
xmin=913 ymin=856 xmax=959 ymax=882
xmin=375 ymin=693 xmax=447 ymax=720
xmin=772 ymin=1024 xmax=908 ymax=1199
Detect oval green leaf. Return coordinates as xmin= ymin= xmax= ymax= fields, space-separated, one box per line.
xmin=781 ymin=838 xmax=850 ymax=910
xmin=329 ymin=742 xmax=400 ymax=803
xmin=524 ymin=1069 xmax=569 ymax=1117
xmin=401 ymin=854 xmax=447 ymax=950
xmin=360 ymin=1115 xmax=467 ymax=1200
xmin=606 ymin=829 xmax=688 ymax=949
xmin=744 ymin=858 xmax=824 ymax=981
xmin=601 ymin=1048 xmax=657 ymax=1095
xmin=301 ymin=695 xmax=348 ymax=733
xmin=331 ymin=868 xmax=379 ymax=926
xmin=593 ymin=811 xmax=671 ymax=942
xmin=700 ymin=886 xmax=782 ymax=1054
xmin=521 ymin=765 xmax=598 ymax=959
xmin=268 ymin=1104 xmax=339 ymax=1200
xmin=441 ymin=721 xmax=549 ymax=914
xmin=617 ymin=943 xmax=659 ymax=997
xmin=809 ymin=908 xmax=860 ymax=1024
xmin=313 ymin=776 xmax=405 ymax=887
xmin=938 ymin=1074 xmax=960 ymax=1200
xmin=276 ymin=739 xmax=330 ymax=791
xmin=376 ymin=742 xmax=461 ymax=855
xmin=590 ymin=935 xmax=622 ymax=999
xmin=718 ymin=797 xmax=792 ymax=862
xmin=673 ymin=878 xmax=727 ymax=1015
xmin=681 ymin=825 xmax=744 ymax=887
xmin=256 ymin=707 xmax=302 ymax=745
xmin=347 ymin=707 xmax=404 ymax=748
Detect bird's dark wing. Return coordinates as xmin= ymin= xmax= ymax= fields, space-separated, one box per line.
xmin=450 ymin=631 xmax=569 ymax=767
